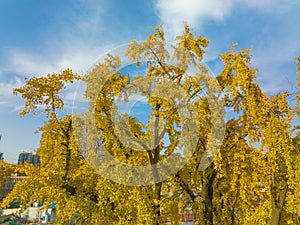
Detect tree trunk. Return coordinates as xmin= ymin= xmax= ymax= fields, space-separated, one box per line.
xmin=271 ymin=208 xmax=281 ymax=225
xmin=270 ymin=172 xmax=287 ymax=225
xmin=231 ymin=208 xmax=235 ymax=225
xmin=154 ymin=181 xmax=162 ymax=225
xmin=201 ymin=167 xmax=216 ymax=225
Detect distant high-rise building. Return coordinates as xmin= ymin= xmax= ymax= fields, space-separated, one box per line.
xmin=31 ymin=154 xmax=40 ymax=165
xmin=0 ymin=134 xmax=3 ymax=161
xmin=18 ymin=152 xmax=40 ymax=165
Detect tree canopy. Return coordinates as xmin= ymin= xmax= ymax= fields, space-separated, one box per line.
xmin=1 ymin=25 xmax=300 ymax=225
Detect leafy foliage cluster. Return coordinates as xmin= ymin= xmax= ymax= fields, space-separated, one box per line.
xmin=1 ymin=25 xmax=300 ymax=225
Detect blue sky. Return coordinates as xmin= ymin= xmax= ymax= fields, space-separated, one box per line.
xmin=0 ymin=0 xmax=299 ymax=163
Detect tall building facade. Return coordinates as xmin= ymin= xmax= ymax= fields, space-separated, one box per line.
xmin=18 ymin=152 xmax=40 ymax=165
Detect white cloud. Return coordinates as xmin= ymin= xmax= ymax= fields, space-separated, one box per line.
xmin=155 ymin=0 xmax=286 ymax=36
xmin=0 ymin=77 xmax=23 ymax=97
xmin=240 ymin=0 xmax=274 ymax=9
xmin=5 ymin=42 xmax=118 ymax=79
xmin=0 ymin=77 xmax=25 ymax=110
xmin=0 ymin=0 xmax=141 ymax=115
xmin=155 ymin=0 xmax=233 ymax=35
xmin=155 ymin=0 xmax=300 ymax=94
xmin=0 ymin=55 xmax=25 ymax=110
xmin=6 ymin=50 xmax=57 ymax=76
xmin=0 ymin=101 xmax=8 ymax=105
xmin=1 ymin=0 xmax=115 ymax=78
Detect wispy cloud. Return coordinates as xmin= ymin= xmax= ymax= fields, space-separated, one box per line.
xmin=0 ymin=0 xmax=118 ymax=110
xmin=0 ymin=77 xmax=23 ymax=97
xmin=0 ymin=101 xmax=8 ymax=105
xmin=0 ymin=77 xmax=25 ymax=111
xmin=155 ymin=0 xmax=291 ymax=36
xmin=155 ymin=0 xmax=233 ymax=36
xmin=1 ymin=0 xmax=115 ymax=78
xmin=5 ymin=50 xmax=57 ymax=77
xmin=155 ymin=0 xmax=300 ymax=94
xmin=5 ymin=45 xmax=115 ymax=77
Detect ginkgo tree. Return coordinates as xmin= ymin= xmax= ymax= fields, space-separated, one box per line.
xmin=1 ymin=25 xmax=300 ymax=225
